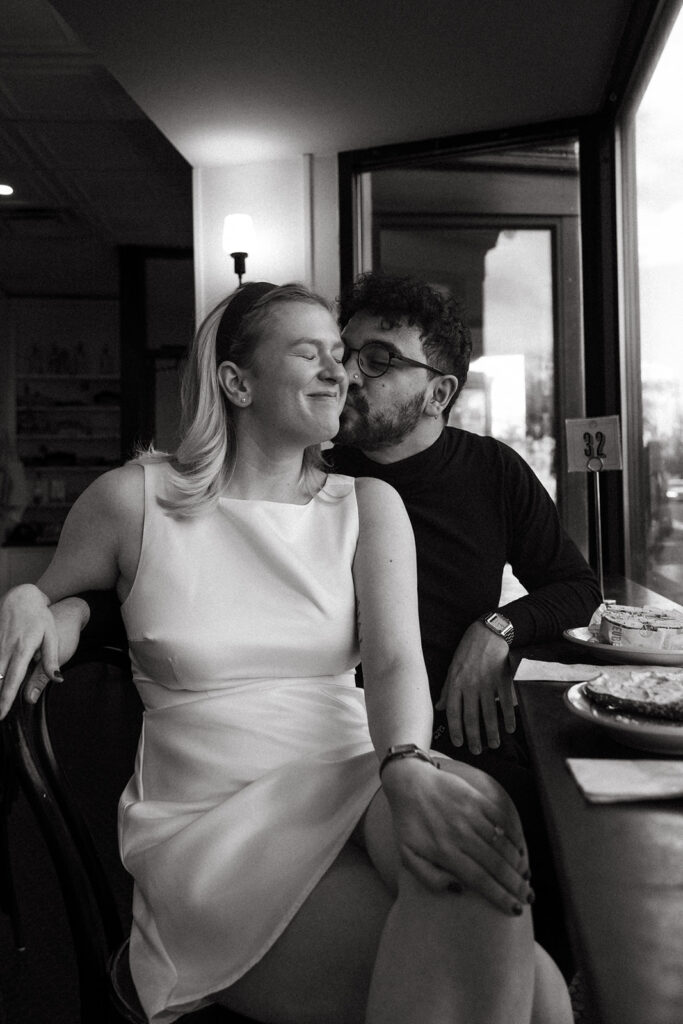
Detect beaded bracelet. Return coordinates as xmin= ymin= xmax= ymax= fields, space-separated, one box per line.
xmin=378 ymin=743 xmax=441 ymax=779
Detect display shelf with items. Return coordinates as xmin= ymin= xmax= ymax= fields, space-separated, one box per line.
xmin=7 ymin=298 xmax=121 ymax=548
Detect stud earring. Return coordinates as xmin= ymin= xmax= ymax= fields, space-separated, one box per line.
xmin=241 ymin=396 xmax=247 ymax=403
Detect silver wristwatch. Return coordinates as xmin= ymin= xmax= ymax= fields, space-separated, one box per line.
xmin=479 ymin=611 xmax=515 ymax=646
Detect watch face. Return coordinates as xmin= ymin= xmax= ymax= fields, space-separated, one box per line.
xmin=487 ymin=613 xmax=510 ymax=631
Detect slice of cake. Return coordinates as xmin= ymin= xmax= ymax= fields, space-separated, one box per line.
xmin=584 ymin=667 xmax=683 ymax=722
xmin=598 ymin=605 xmax=683 ymax=651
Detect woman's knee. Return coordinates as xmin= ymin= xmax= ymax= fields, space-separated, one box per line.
xmin=439 ymin=757 xmax=519 ymax=816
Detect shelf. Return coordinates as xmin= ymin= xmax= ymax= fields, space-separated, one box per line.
xmin=16 ymin=373 xmax=120 ymax=381
xmin=28 ymin=503 xmax=73 ymax=510
xmin=25 ymin=465 xmax=116 ymax=472
xmin=17 ymin=405 xmax=120 ymax=412
xmin=18 ymin=434 xmax=120 ymax=441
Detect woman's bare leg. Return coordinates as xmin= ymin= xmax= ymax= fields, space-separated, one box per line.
xmin=214 ymin=841 xmax=391 ymax=1024
xmin=215 ymin=761 xmax=571 ymax=1024
xmin=531 ymin=945 xmax=574 ymax=1024
xmin=362 ymin=761 xmax=572 ymax=1024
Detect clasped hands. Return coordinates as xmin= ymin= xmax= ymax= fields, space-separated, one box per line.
xmin=435 ymin=619 xmax=516 ymax=755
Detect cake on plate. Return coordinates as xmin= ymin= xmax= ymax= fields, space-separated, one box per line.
xmin=596 ymin=605 xmax=683 ymax=651
xmin=584 ymin=667 xmax=683 ymax=722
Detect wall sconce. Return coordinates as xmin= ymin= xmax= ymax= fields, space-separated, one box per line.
xmin=223 ymin=214 xmax=254 ymax=285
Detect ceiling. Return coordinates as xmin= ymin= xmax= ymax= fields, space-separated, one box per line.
xmin=0 ymin=0 xmax=193 ymax=298
xmin=0 ymin=0 xmax=653 ymax=299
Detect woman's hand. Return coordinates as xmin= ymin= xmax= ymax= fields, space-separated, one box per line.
xmin=21 ymin=597 xmax=89 ymax=707
xmin=381 ymin=756 xmax=532 ymax=916
xmin=0 ymin=587 xmax=88 ymax=718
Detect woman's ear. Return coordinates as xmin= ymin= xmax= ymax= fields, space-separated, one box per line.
xmin=217 ymin=361 xmax=251 ymax=407
xmin=427 ymin=375 xmax=458 ymax=417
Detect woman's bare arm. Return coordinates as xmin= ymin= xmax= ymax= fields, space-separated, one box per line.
xmin=352 ymin=476 xmax=433 ymax=754
xmin=353 ymin=477 xmax=529 ymax=914
xmin=0 ymin=464 xmax=142 ymax=716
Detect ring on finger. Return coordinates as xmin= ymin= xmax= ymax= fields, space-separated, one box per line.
xmin=491 ymin=823 xmax=505 ymax=844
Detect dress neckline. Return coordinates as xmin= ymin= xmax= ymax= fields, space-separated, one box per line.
xmin=218 ymin=474 xmax=330 ymax=508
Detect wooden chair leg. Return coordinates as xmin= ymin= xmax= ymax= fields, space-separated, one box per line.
xmin=0 ymin=728 xmax=25 ymax=952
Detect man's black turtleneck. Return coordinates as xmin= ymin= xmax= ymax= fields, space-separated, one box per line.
xmin=332 ymin=426 xmax=601 ymax=702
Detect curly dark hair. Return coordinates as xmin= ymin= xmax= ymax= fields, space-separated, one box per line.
xmin=338 ymin=272 xmax=472 ymax=415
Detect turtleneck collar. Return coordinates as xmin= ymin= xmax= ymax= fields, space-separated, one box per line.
xmin=348 ymin=428 xmax=451 ymax=491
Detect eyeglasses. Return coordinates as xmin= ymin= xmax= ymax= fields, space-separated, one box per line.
xmin=342 ymin=341 xmax=443 ymax=379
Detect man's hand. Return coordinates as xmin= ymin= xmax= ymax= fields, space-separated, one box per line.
xmin=435 ymin=620 xmax=516 ymax=754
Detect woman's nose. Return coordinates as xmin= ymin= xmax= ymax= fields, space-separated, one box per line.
xmin=320 ymin=353 xmax=347 ymax=383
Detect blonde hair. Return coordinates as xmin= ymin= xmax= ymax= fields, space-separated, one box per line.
xmin=135 ymin=284 xmax=332 ymax=518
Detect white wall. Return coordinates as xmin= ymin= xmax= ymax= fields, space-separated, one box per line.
xmin=192 ymin=154 xmax=339 ymax=322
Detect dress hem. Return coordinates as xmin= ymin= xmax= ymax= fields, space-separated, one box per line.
xmin=140 ymin=770 xmax=382 ymax=1024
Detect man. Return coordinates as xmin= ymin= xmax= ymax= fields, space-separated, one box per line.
xmin=331 ymin=272 xmax=601 ymax=977
xmin=333 ymin=271 xmax=600 ymax=755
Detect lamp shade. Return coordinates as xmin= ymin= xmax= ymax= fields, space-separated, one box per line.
xmin=223 ymin=214 xmax=254 ymax=255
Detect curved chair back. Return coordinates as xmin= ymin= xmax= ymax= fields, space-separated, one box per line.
xmin=3 ymin=640 xmax=255 ymax=1023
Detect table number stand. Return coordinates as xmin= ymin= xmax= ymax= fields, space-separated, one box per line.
xmin=565 ymin=415 xmax=623 ymax=598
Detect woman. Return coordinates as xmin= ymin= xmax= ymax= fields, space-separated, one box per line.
xmin=0 ymin=283 xmax=571 ymax=1024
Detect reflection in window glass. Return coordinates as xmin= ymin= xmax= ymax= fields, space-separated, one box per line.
xmin=634 ymin=6 xmax=683 ymax=598
xmin=477 ymin=230 xmax=554 ymax=499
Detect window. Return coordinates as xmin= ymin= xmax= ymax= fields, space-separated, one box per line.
xmin=620 ymin=0 xmax=683 ymax=601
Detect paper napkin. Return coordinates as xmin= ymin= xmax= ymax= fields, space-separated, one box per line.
xmin=567 ymin=757 xmax=683 ymax=802
xmin=514 ymin=659 xmax=604 ymax=682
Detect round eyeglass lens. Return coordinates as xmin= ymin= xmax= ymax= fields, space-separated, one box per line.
xmin=359 ymin=343 xmax=392 ymax=377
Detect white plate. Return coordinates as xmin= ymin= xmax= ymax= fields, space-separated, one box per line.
xmin=564 ymin=682 xmax=683 ymax=754
xmin=563 ymin=627 xmax=683 ymax=666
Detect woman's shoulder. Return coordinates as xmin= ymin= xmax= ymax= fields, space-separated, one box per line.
xmin=354 ymin=476 xmax=407 ymax=523
xmin=76 ymin=462 xmax=145 ymax=522
xmin=318 ymin=474 xmax=405 ymax=527
xmin=354 ymin=475 xmax=402 ymax=501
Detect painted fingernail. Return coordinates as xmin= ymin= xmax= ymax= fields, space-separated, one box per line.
xmin=53 ymin=671 xmax=64 ymax=682
xmin=527 ymin=889 xmax=535 ymax=905
xmin=511 ymin=902 xmax=524 ymax=916
xmin=448 ymin=881 xmax=464 ymax=894
xmin=28 ymin=688 xmax=40 ymax=703
xmin=522 ymin=869 xmax=531 ymax=881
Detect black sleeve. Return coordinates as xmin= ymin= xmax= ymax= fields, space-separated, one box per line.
xmin=496 ymin=445 xmax=602 ymax=645
xmin=79 ymin=590 xmax=127 ymax=648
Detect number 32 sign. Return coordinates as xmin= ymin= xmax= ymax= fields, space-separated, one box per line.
xmin=565 ymin=415 xmax=623 ymax=473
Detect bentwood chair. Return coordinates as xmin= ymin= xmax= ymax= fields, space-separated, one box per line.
xmin=2 ymin=639 xmax=259 ymax=1023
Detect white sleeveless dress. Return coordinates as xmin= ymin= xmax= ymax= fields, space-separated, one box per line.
xmin=118 ymin=462 xmax=380 ymax=1023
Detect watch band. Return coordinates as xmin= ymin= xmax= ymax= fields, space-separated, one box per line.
xmin=479 ymin=611 xmax=515 ymax=646
xmin=378 ymin=744 xmax=441 ymax=779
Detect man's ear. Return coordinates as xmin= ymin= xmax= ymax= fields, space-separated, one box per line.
xmin=426 ymin=375 xmax=458 ymax=417
xmin=217 ymin=361 xmax=251 ymax=407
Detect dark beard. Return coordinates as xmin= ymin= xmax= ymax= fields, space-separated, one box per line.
xmin=335 ymin=390 xmax=425 ymax=451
